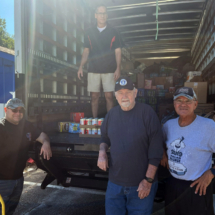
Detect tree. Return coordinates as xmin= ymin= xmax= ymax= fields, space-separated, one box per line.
xmin=0 ymin=17 xmax=14 ymax=50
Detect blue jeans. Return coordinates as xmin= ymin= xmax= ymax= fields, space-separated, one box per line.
xmin=105 ymin=180 xmax=158 ymax=215
xmin=0 ymin=177 xmax=24 ymax=215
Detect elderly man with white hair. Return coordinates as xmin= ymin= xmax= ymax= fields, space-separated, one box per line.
xmin=97 ymin=77 xmax=163 ymax=215
xmin=161 ymin=87 xmax=215 ymax=215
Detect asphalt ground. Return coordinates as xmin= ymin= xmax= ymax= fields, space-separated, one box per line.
xmin=13 ymin=169 xmax=165 ymax=215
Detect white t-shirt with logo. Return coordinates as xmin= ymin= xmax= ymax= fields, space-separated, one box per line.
xmin=163 ymin=115 xmax=215 ymax=181
xmin=97 ymin=26 xmax=107 ymax=32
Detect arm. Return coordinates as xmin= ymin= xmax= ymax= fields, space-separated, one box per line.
xmin=97 ymin=143 xmax=109 ymax=171
xmin=137 ymin=107 xmax=163 ymax=199
xmin=137 ymin=164 xmax=158 ymax=199
xmin=36 ymin=132 xmax=52 ymax=160
xmin=114 ymin=48 xmax=121 ymax=81
xmin=77 ymin=48 xmax=90 ymax=80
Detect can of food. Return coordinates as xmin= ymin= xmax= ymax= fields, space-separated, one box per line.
xmin=98 ymin=128 xmax=101 ymax=135
xmin=86 ymin=128 xmax=92 ymax=135
xmin=80 ymin=128 xmax=86 ymax=134
xmin=92 ymin=128 xmax=97 ymax=135
xmin=98 ymin=118 xmax=104 ymax=126
xmin=92 ymin=118 xmax=98 ymax=125
xmin=80 ymin=118 xmax=85 ymax=125
xmin=86 ymin=118 xmax=92 ymax=125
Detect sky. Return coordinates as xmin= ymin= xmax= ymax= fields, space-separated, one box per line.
xmin=0 ymin=0 xmax=14 ymax=36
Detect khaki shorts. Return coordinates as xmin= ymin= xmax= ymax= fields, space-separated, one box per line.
xmin=87 ymin=73 xmax=115 ymax=92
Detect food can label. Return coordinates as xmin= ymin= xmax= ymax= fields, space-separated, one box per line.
xmin=92 ymin=128 xmax=97 ymax=135
xmin=92 ymin=118 xmax=98 ymax=125
xmin=80 ymin=128 xmax=85 ymax=134
xmin=80 ymin=118 xmax=85 ymax=125
xmin=86 ymin=119 xmax=92 ymax=125
xmin=86 ymin=128 xmax=92 ymax=134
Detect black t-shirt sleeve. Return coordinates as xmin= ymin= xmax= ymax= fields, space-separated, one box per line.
xmin=100 ymin=112 xmax=111 ymax=147
xmin=25 ymin=121 xmax=42 ymax=142
xmin=112 ymin=29 xmax=123 ymax=50
xmin=84 ymin=31 xmax=91 ymax=49
xmin=144 ymin=106 xmax=164 ymax=167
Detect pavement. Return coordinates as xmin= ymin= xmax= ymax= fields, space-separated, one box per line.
xmin=14 ymin=169 xmax=165 ymax=215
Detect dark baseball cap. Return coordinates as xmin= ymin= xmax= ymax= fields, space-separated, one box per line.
xmin=5 ymin=98 xmax=25 ymax=109
xmin=173 ymin=87 xmax=197 ymax=100
xmin=115 ymin=77 xmax=135 ymax=92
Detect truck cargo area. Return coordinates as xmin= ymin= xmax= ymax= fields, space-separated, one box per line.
xmin=14 ymin=0 xmax=215 ymax=192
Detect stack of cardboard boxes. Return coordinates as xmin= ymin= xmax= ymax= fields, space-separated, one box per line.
xmin=134 ymin=70 xmax=214 ymax=120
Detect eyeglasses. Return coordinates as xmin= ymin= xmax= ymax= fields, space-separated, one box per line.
xmin=174 ymin=99 xmax=196 ymax=105
xmin=96 ymin=12 xmax=107 ymax=16
xmin=8 ymin=108 xmax=25 ymax=113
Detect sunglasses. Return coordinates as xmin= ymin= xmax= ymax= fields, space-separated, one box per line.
xmin=8 ymin=108 xmax=25 ymax=113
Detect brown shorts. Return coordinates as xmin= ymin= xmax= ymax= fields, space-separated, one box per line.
xmin=87 ymin=73 xmax=115 ymax=92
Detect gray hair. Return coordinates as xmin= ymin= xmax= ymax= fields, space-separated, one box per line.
xmin=95 ymin=5 xmax=107 ymax=13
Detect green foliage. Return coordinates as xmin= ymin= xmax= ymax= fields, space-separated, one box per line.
xmin=0 ymin=17 xmax=14 ymax=50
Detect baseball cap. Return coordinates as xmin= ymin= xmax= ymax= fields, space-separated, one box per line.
xmin=115 ymin=77 xmax=135 ymax=92
xmin=5 ymin=98 xmax=25 ymax=110
xmin=173 ymin=87 xmax=197 ymax=100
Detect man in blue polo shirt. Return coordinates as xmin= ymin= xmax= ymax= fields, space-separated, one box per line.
xmin=77 ymin=4 xmax=122 ymax=118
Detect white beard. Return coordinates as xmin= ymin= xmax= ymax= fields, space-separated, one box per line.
xmin=121 ymin=101 xmax=131 ymax=108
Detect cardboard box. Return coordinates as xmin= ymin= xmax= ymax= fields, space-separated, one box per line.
xmin=145 ymin=80 xmax=152 ymax=89
xmin=165 ymin=93 xmax=174 ymax=99
xmin=58 ymin=122 xmax=70 ymax=132
xmin=157 ymin=85 xmax=164 ymax=90
xmin=121 ymin=61 xmax=134 ymax=70
xmin=155 ymin=76 xmax=173 ymax=89
xmin=69 ymin=123 xmax=80 ymax=133
xmin=187 ymin=71 xmax=202 ymax=82
xmin=169 ymin=87 xmax=175 ymax=93
xmin=159 ymin=104 xmax=175 ymax=120
xmin=184 ymin=82 xmax=208 ymax=104
xmin=194 ymin=104 xmax=214 ymax=116
xmin=70 ymin=112 xmax=84 ymax=123
xmin=137 ymin=73 xmax=144 ymax=88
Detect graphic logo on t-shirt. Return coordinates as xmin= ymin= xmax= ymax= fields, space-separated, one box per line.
xmin=168 ymin=136 xmax=187 ymax=176
xmin=26 ymin=132 xmax=32 ymax=141
xmin=120 ymin=79 xmax=127 ymax=86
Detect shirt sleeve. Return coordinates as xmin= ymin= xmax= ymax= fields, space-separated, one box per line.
xmin=100 ymin=112 xmax=111 ymax=147
xmin=84 ymin=31 xmax=91 ymax=49
xmin=112 ymin=29 xmax=124 ymax=50
xmin=144 ymin=106 xmax=164 ymax=167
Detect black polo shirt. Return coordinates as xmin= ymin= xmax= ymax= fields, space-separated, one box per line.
xmin=84 ymin=24 xmax=123 ymax=74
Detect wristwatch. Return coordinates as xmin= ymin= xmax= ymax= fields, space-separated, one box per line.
xmin=144 ymin=176 xmax=154 ymax=183
xmin=210 ymin=168 xmax=215 ymax=176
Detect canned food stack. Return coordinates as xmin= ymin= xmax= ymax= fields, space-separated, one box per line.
xmin=79 ymin=118 xmax=104 ymax=138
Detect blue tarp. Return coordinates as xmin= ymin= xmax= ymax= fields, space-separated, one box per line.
xmin=0 ymin=51 xmax=15 ymax=103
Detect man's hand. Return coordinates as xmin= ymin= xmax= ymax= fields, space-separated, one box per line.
xmin=137 ymin=179 xmax=152 ymax=199
xmin=160 ymin=150 xmax=169 ymax=169
xmin=97 ymin=150 xmax=109 ymax=171
xmin=190 ymin=170 xmax=214 ymax=196
xmin=77 ymin=68 xmax=83 ymax=80
xmin=40 ymin=142 xmax=52 ymax=160
xmin=114 ymin=68 xmax=120 ymax=81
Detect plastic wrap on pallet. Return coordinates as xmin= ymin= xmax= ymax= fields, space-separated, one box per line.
xmin=137 ymin=88 xmax=145 ymax=97
xmin=146 ymin=89 xmax=157 ymax=97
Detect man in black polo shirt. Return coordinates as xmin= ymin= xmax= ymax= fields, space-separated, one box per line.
xmin=77 ymin=4 xmax=122 ymax=118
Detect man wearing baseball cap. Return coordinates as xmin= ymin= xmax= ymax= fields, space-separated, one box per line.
xmin=161 ymin=87 xmax=215 ymax=215
xmin=97 ymin=77 xmax=163 ymax=215
xmin=0 ymin=98 xmax=52 ymax=215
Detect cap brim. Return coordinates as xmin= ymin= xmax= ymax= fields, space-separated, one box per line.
xmin=173 ymin=93 xmax=194 ymax=100
xmin=8 ymin=105 xmax=26 ymax=110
